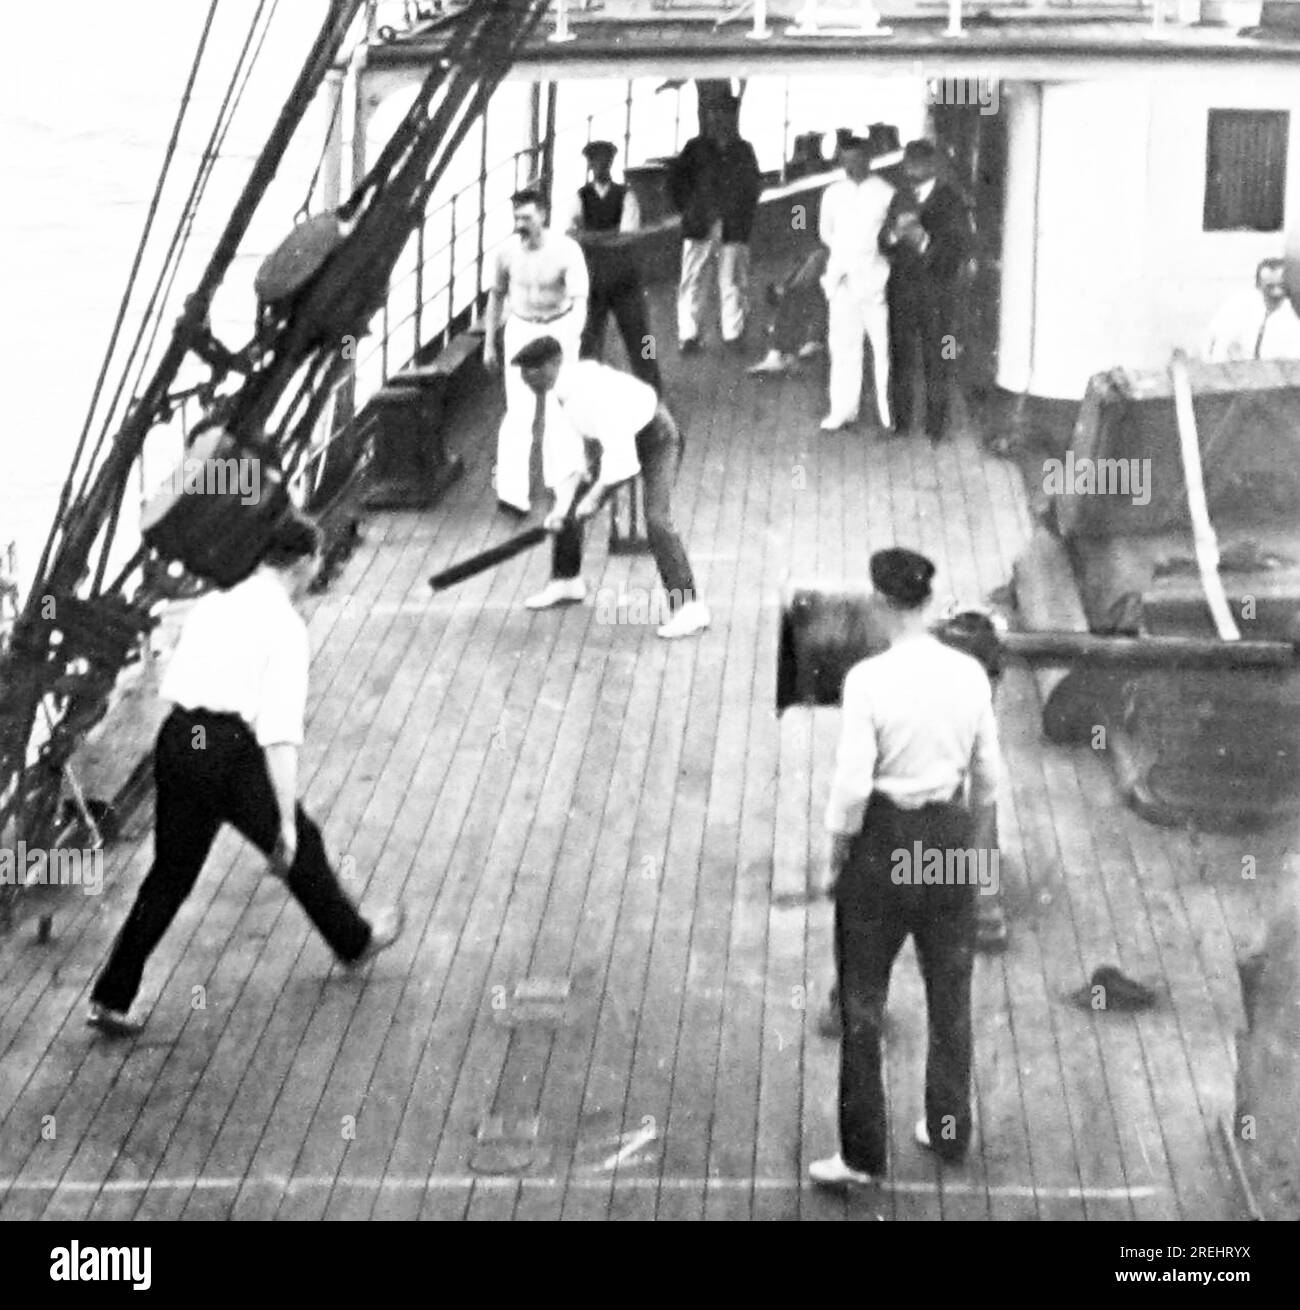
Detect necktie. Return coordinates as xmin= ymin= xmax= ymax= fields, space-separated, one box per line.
xmin=1254 ymin=309 xmax=1271 ymax=360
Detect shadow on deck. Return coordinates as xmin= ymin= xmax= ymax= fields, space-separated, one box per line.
xmin=0 ymin=258 xmax=1266 ymax=1222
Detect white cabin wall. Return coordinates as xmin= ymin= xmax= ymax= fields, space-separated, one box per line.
xmin=1142 ymin=81 xmax=1300 ymax=359
xmin=1020 ymin=80 xmax=1152 ymax=399
xmin=998 ymin=76 xmax=1300 ymax=401
xmin=997 ymin=82 xmax=1041 ymax=396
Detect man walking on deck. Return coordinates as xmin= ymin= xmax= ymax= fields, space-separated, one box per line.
xmin=818 ymin=136 xmax=896 ymax=432
xmin=483 ymin=186 xmax=589 ymax=515
xmin=87 ymin=513 xmax=404 ymax=1038
xmin=810 ymin=548 xmax=1001 ymax=1187
xmin=565 ymin=140 xmax=661 ymax=392
xmin=668 ymin=96 xmax=762 ymax=354
xmin=510 ymin=335 xmax=710 ymax=640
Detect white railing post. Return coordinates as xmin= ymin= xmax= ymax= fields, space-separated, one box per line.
xmin=550 ymin=0 xmax=576 ymax=44
xmin=792 ymin=0 xmax=818 ymax=30
xmin=947 ymin=0 xmax=966 ymax=37
xmin=748 ymin=0 xmax=772 ymax=39
xmin=859 ymin=1 xmax=890 ymax=34
xmin=792 ymin=1 xmax=890 ymax=37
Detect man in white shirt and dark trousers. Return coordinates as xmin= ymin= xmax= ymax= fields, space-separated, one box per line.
xmin=509 ymin=335 xmax=710 ymax=641
xmin=87 ymin=513 xmax=404 ymax=1037
xmin=483 ymin=186 xmax=590 ymax=515
xmin=818 ymin=136 xmax=896 ymax=432
xmin=811 ymin=547 xmax=1001 ymax=1188
xmin=1204 ymin=257 xmax=1300 ymax=362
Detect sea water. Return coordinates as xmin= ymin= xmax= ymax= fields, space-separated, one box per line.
xmin=0 ymin=0 xmax=926 ymax=601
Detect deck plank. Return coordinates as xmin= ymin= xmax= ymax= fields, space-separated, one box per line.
xmin=2 ymin=512 xmax=431 ymax=1222
xmin=0 ymin=262 xmax=1270 ymax=1223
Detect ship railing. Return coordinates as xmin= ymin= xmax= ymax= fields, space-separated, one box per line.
xmin=282 ymin=78 xmax=680 ymax=506
xmin=166 ymin=60 xmax=872 ymax=512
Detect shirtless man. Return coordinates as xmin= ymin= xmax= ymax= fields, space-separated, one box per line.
xmin=483 ymin=186 xmax=590 ymax=516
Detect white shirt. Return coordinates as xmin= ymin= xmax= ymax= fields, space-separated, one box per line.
xmin=912 ymin=177 xmax=937 ymax=206
xmin=564 ymin=181 xmax=642 ymax=235
xmin=1204 ymin=288 xmax=1300 ymax=362
xmin=493 ymin=229 xmax=590 ymax=322
xmin=160 ymin=569 xmax=310 ymax=747
xmin=542 ymin=359 xmax=658 ymax=489
xmin=819 ymin=175 xmax=894 ymax=300
xmin=824 ymin=633 xmax=1001 ymax=835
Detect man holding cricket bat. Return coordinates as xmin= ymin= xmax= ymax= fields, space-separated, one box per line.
xmin=87 ymin=512 xmax=404 ymax=1037
xmin=511 ymin=335 xmax=710 ymax=640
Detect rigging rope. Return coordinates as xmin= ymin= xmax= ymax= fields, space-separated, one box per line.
xmin=118 ymin=0 xmax=280 ymax=430
xmin=79 ymin=0 xmax=279 ymax=524
xmin=86 ymin=0 xmax=283 ymax=593
xmin=32 ymin=0 xmax=221 ymax=590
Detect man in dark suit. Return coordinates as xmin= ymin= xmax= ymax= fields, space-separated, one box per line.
xmin=881 ymin=140 xmax=970 ymax=442
xmin=667 ymin=96 xmax=762 ymax=353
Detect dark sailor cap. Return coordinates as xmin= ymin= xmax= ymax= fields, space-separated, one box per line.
xmin=582 ymin=139 xmax=618 ymax=161
xmin=870 ymin=547 xmax=935 ymax=607
xmin=511 ymin=334 xmax=564 ymax=368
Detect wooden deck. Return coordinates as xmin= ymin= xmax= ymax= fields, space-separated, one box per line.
xmin=0 ymin=269 xmax=1268 ymax=1222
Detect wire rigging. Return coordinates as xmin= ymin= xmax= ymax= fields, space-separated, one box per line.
xmin=80 ymin=0 xmax=279 ymax=519
xmin=34 ymin=0 xmax=221 ymax=589
xmin=82 ymin=0 xmax=283 ymax=595
xmin=121 ymin=0 xmax=280 ymax=415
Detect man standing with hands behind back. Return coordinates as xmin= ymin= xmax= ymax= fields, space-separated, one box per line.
xmin=810 ymin=547 xmax=1000 ymax=1188
xmin=483 ymin=186 xmax=589 ymax=516
xmin=565 ymin=139 xmax=662 ymax=392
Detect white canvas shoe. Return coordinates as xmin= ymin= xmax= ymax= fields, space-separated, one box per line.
xmin=342 ymin=904 xmax=406 ymax=971
xmin=797 ymin=340 xmax=825 ymax=359
xmin=656 ymin=600 xmax=711 ymax=640
xmin=525 ymin=578 xmax=587 ymax=610
xmin=808 ymin=1153 xmax=881 ymax=1189
xmin=820 ymin=413 xmax=857 ymax=432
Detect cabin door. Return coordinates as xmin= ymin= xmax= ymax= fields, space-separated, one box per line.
xmin=930 ymin=94 xmax=1008 ymax=417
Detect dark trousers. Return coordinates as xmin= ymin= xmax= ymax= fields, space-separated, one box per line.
xmin=888 ymin=291 xmax=959 ymax=440
xmin=580 ymin=269 xmax=662 ymax=393
xmin=91 ymin=708 xmax=371 ymax=1013
xmin=771 ymin=281 xmax=827 ymax=356
xmin=835 ymin=792 xmax=976 ymax=1175
xmin=553 ymin=405 xmax=697 ymax=609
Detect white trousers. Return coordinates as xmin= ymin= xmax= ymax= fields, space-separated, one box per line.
xmin=495 ymin=309 xmax=582 ymax=512
xmin=826 ymin=281 xmax=891 ymax=428
xmin=677 ymin=222 xmax=750 ymax=343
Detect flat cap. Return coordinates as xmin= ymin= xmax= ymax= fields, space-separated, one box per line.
xmin=510 ymin=334 xmax=564 ymax=368
xmin=870 ymin=547 xmax=935 ymax=607
xmin=582 ymin=139 xmax=617 ymax=160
